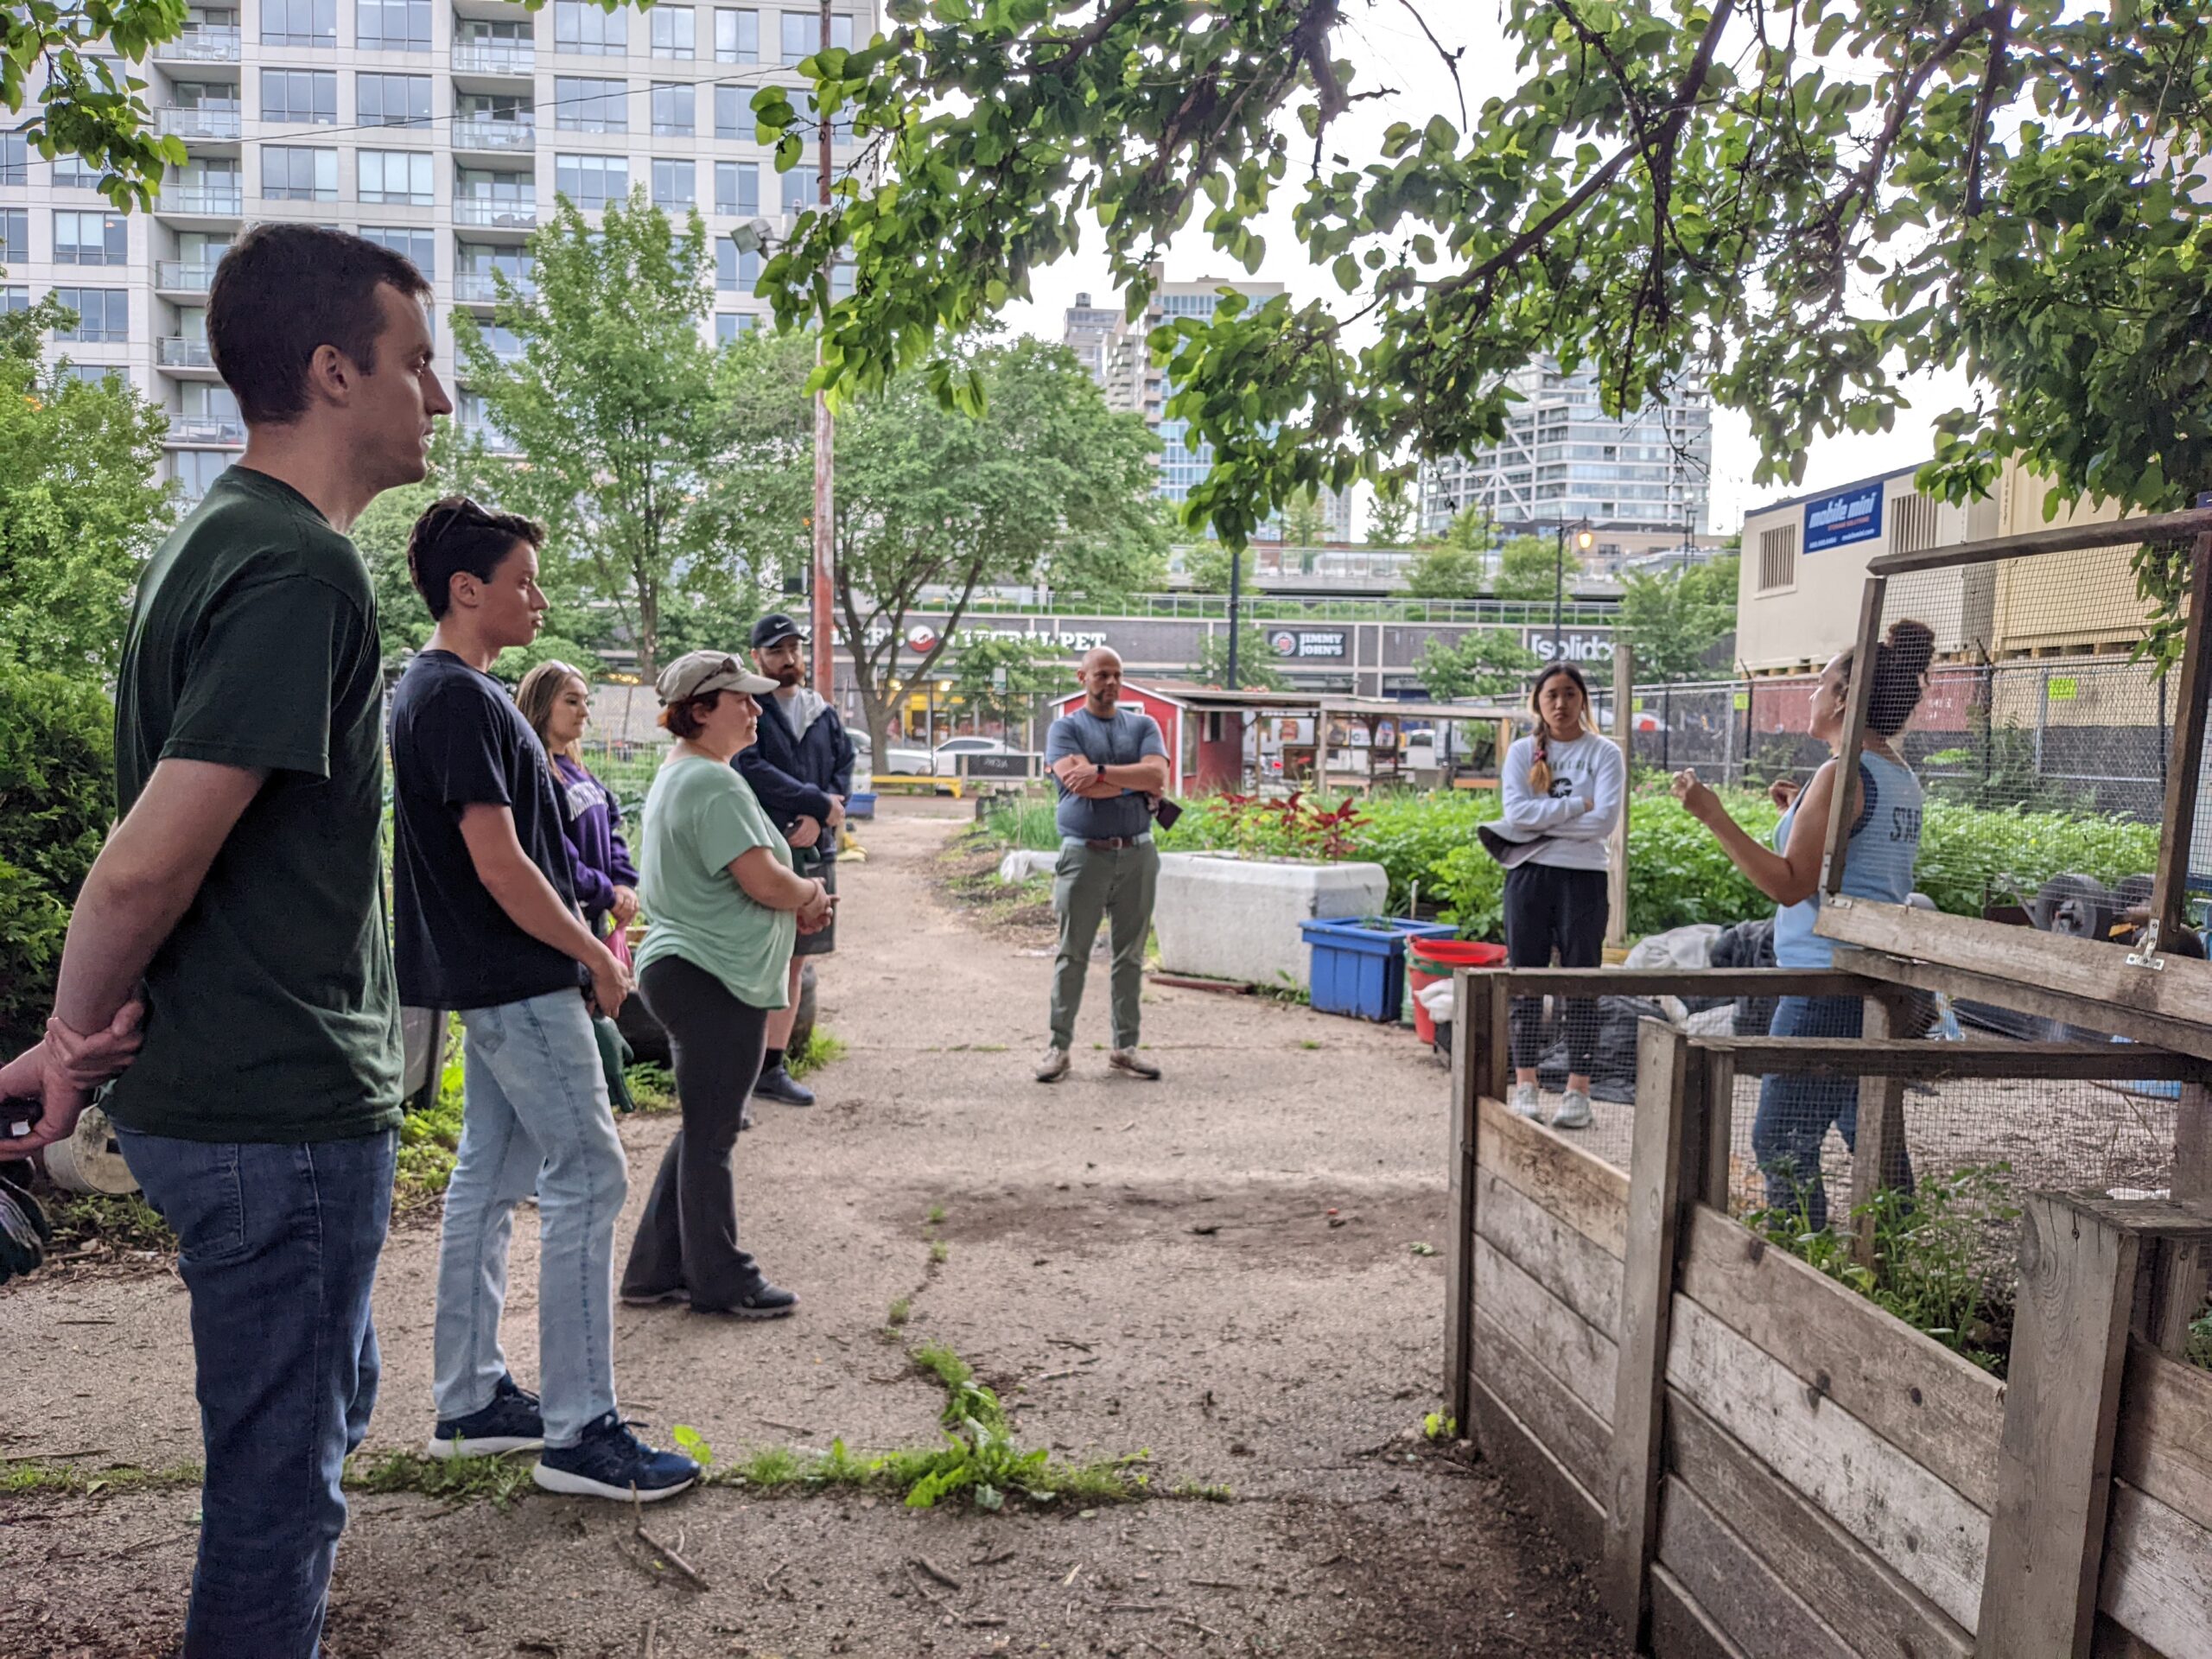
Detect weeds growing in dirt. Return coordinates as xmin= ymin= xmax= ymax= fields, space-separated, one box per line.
xmin=42 ymin=1190 xmax=175 ymax=1255
xmin=350 ymin=1448 xmax=537 ymax=1510
xmin=788 ymin=1027 xmax=847 ymax=1079
xmin=625 ymin=1062 xmax=677 ymax=1113
xmin=0 ymin=1460 xmax=200 ymax=1496
xmin=929 ymin=1239 xmax=950 ymax=1265
xmin=887 ymin=1296 xmax=912 ymax=1327
xmin=926 ymin=1203 xmax=947 ymax=1226
xmin=1747 ymin=1163 xmax=2019 ymax=1373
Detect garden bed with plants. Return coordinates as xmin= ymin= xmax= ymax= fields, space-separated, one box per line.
xmin=982 ymin=784 xmax=2163 ymax=944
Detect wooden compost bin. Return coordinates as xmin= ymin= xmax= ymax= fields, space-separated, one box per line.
xmin=1445 ymin=967 xmax=2212 ymax=1659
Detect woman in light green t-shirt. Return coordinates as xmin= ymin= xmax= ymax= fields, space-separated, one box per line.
xmin=619 ymin=652 xmax=835 ymax=1319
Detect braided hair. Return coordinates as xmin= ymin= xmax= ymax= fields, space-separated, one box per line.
xmin=1527 ymin=662 xmax=1598 ymax=794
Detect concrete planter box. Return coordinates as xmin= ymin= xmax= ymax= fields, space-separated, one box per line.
xmin=1154 ymin=853 xmax=1388 ymax=989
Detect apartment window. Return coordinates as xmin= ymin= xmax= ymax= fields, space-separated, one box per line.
xmin=650 ymin=83 xmax=695 ymax=136
xmin=1 ymin=285 xmax=26 ymax=313
xmin=172 ymin=79 xmax=240 ymax=113
xmin=714 ymin=160 xmax=756 ymax=216
xmin=357 ymin=0 xmax=429 ymax=49
xmin=830 ymin=261 xmax=852 ymax=300
xmin=53 ymin=155 xmax=106 ymax=189
xmin=715 ymin=312 xmax=755 ymax=344
xmin=459 ymin=243 xmax=531 ymax=289
xmin=458 ymin=92 xmax=532 ymax=124
xmin=715 ymin=238 xmax=759 ymax=290
xmin=554 ymin=78 xmax=627 ymax=132
xmin=780 ymin=167 xmax=809 ymax=213
xmin=651 ymin=158 xmax=695 ymax=208
xmin=263 ymin=69 xmax=338 ymax=124
xmin=457 ymin=167 xmax=532 ymax=201
xmin=477 ymin=322 xmax=524 ymax=358
xmin=64 ymin=363 xmax=126 ymax=385
xmin=0 ymin=209 xmax=26 ymax=266
xmin=181 ymin=383 xmax=242 ymax=420
xmin=358 ymin=73 xmax=431 ymax=128
xmin=779 ymin=11 xmax=810 ymax=63
xmin=53 ymin=287 xmax=130 ymax=343
xmin=53 ymin=210 xmax=127 ymax=264
xmin=802 ymin=90 xmax=854 ymax=147
xmin=651 ymin=6 xmax=696 ymax=57
xmin=0 ymin=134 xmax=24 ymax=185
xmin=553 ymin=1 xmax=624 ymax=54
xmin=262 ymin=146 xmax=339 ymax=201
xmin=1757 ymin=524 xmax=1798 ymax=594
xmin=714 ymin=8 xmax=757 ymax=61
xmin=456 ymin=17 xmax=529 ymax=43
xmin=261 ymin=0 xmax=336 ymax=47
xmin=359 ymin=149 xmax=434 ymax=205
xmin=554 ymin=153 xmax=627 ymax=209
xmin=175 ymin=449 xmax=235 ymax=498
xmin=714 ymin=86 xmax=754 ymax=141
xmin=359 ymin=225 xmax=434 ymax=276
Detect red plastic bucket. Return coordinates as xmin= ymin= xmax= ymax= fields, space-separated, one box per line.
xmin=1407 ymin=939 xmax=1510 ymax=1044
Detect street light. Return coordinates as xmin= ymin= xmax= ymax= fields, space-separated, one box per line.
xmin=1554 ymin=521 xmax=1594 ymax=659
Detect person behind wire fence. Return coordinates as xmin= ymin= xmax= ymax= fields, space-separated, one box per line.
xmin=1672 ymin=618 xmax=1933 ymax=1233
xmin=1486 ymin=662 xmax=1625 ymax=1131
xmin=516 ymin=659 xmax=643 ymax=1111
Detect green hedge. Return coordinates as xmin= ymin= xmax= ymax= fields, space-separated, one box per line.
xmin=0 ymin=664 xmax=115 ymax=1052
xmin=988 ymin=783 xmax=2164 ymax=944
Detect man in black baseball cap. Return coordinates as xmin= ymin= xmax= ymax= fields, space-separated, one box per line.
xmin=736 ymin=613 xmax=856 ymax=1107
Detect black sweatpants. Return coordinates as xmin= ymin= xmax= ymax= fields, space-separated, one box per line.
xmin=620 ymin=954 xmax=772 ymax=1310
xmin=1503 ymin=862 xmax=1609 ymax=1074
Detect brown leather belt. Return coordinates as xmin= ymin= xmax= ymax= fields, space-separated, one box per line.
xmin=1083 ymin=836 xmax=1146 ymax=850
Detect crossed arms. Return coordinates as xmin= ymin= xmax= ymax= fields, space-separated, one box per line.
xmin=1052 ymin=752 xmax=1169 ymax=800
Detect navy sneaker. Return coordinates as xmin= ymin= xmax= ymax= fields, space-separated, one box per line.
xmin=693 ymin=1280 xmax=798 ymax=1320
xmin=532 ymin=1410 xmax=700 ymax=1503
xmin=751 ymin=1064 xmax=815 ymax=1107
xmin=424 ymin=1373 xmax=543 ymax=1459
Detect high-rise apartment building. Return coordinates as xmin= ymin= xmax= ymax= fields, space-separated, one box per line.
xmin=1420 ymin=357 xmax=1713 ymax=543
xmin=2 ymin=1 xmax=877 ymax=501
xmin=1060 ymin=289 xmax=1118 ymax=390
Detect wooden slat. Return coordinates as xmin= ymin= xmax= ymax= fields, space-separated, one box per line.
xmin=1821 ymin=575 xmax=1886 ymax=897
xmin=1650 ymin=1563 xmax=1749 ymax=1659
xmin=1665 ymin=1291 xmax=1989 ymax=1628
xmin=1608 ymin=639 xmax=1631 ymax=949
xmin=1602 ymin=1020 xmax=1700 ymax=1639
xmin=1667 ymin=1391 xmax=1974 ymax=1659
xmin=1678 ymin=1203 xmax=2003 ymax=1511
xmin=1446 ymin=970 xmax=1491 ymax=1428
xmin=1977 ymin=1194 xmax=2145 ymax=1658
xmin=1463 ymin=1370 xmax=1605 ymax=1564
xmin=1815 ymin=903 xmax=2212 ymax=1056
xmin=2142 ymin=1231 xmax=2211 ymax=1361
xmin=1476 ymin=966 xmax=1872 ymax=1001
xmin=1476 ymin=1092 xmax=1630 ymax=1256
xmin=2092 ymin=1615 xmax=2174 ymax=1659
xmin=1828 ymin=944 xmax=2212 ymax=1065
xmin=1849 ymin=992 xmax=1912 ymax=1271
xmin=1475 ymin=1166 xmax=1622 ymax=1339
xmin=1692 ymin=1035 xmax=2212 ymax=1082
xmin=1473 ymin=1233 xmax=1617 ymax=1426
xmin=1863 ymin=504 xmax=2212 ymax=575
xmin=1656 ymin=1473 xmax=1855 ymax=1659
xmin=1471 ymin=1307 xmax=1610 ymax=1502
xmin=2097 ymin=1479 xmax=2212 ymax=1659
xmin=2148 ymin=536 xmax=2212 ymax=944
xmin=2115 ymin=1336 xmax=2212 ymax=1533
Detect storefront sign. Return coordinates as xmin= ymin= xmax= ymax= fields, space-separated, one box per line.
xmin=1803 ymin=483 xmax=1885 ymax=553
xmin=1268 ymin=628 xmax=1347 ymax=659
xmin=1522 ymin=628 xmax=1617 ymax=665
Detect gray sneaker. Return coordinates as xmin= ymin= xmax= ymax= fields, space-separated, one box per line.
xmin=1034 ymin=1046 xmax=1071 ymax=1083
xmin=1508 ymin=1082 xmax=1542 ymax=1121
xmin=1108 ymin=1049 xmax=1161 ymax=1081
xmin=1549 ymin=1089 xmax=1594 ymax=1131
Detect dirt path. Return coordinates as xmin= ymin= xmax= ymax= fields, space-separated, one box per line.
xmin=0 ymin=802 xmax=1619 ymax=1659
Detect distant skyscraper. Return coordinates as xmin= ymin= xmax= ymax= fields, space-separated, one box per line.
xmin=5 ymin=1 xmax=880 ymax=503
xmin=1062 ymin=289 xmax=1118 ymax=391
xmin=1420 ymin=357 xmax=1713 ymax=540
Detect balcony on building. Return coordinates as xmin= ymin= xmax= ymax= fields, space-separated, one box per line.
xmin=453 ymin=270 xmax=534 ymax=303
xmin=171 ymin=416 xmax=246 ymax=444
xmin=454 ymin=195 xmax=537 ymax=231
xmin=154 ymin=260 xmax=221 ymax=296
xmin=158 ymin=104 xmax=243 ymax=143
xmin=154 ymin=23 xmax=243 ymax=62
xmin=451 ymin=117 xmax=535 ymax=155
xmin=157 ymin=337 xmax=219 ymax=372
xmin=456 ymin=418 xmax=521 ymax=454
xmin=157 ymin=184 xmax=245 ymax=220
xmin=451 ymin=39 xmax=534 ymax=77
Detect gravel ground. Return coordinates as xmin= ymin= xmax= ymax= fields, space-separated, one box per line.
xmin=0 ymin=800 xmax=1623 ymax=1659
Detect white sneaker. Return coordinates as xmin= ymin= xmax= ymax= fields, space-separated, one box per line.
xmin=1034 ymin=1046 xmax=1071 ymax=1084
xmin=1550 ymin=1090 xmax=1594 ymax=1131
xmin=1508 ymin=1083 xmax=1542 ymax=1120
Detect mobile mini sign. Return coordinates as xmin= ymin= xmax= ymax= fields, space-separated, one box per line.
xmin=1802 ymin=482 xmax=1885 ymax=554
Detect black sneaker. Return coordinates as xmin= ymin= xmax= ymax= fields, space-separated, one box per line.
xmin=425 ymin=1373 xmax=543 ymax=1459
xmin=531 ymin=1410 xmax=700 ymax=1503
xmin=620 ymin=1285 xmax=690 ymax=1308
xmin=751 ymin=1065 xmax=815 ymax=1107
xmin=694 ymin=1280 xmax=798 ymax=1320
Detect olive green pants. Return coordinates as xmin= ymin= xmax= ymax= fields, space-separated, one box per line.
xmin=1048 ymin=837 xmax=1160 ymax=1052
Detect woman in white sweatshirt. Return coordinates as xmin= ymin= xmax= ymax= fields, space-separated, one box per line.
xmin=1495 ymin=663 xmax=1626 ymax=1130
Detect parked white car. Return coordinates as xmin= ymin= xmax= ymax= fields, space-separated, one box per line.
xmin=882 ymin=735 xmax=1015 ymax=777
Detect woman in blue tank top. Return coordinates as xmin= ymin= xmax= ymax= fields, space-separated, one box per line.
xmin=1671 ymin=619 xmax=1936 ymax=1231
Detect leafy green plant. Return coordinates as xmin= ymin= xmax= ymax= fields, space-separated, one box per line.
xmin=1748 ymin=1163 xmax=2020 ymax=1373
xmin=349 ymin=1448 xmax=537 ymax=1510
xmin=395 ymin=1017 xmax=467 ymax=1205
xmin=1421 ymin=1412 xmax=1458 ymax=1442
xmin=787 ymin=1027 xmax=847 ymax=1080
xmin=625 ymin=1061 xmax=677 ymax=1114
xmin=671 ymin=1424 xmax=715 ymax=1471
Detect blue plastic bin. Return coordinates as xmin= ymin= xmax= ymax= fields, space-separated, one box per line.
xmin=847 ymin=791 xmax=877 ymax=821
xmin=1301 ymin=918 xmax=1456 ymax=1021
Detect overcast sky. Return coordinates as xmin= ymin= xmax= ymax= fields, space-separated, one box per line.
xmin=995 ymin=3 xmax=1977 ymax=534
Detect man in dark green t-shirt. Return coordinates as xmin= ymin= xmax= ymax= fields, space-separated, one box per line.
xmin=0 ymin=226 xmax=452 ymax=1659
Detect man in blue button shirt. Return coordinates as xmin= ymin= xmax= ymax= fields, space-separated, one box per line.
xmin=1037 ymin=647 xmax=1169 ymax=1084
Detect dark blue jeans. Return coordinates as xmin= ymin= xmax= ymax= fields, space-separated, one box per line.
xmin=1753 ymin=995 xmax=1921 ymax=1234
xmin=118 ymin=1126 xmax=397 ymax=1659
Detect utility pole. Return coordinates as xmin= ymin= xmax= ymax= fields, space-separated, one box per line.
xmin=1225 ymin=542 xmax=1243 ymax=689
xmin=809 ymin=0 xmax=836 ymax=700
xmin=1552 ymin=522 xmax=1565 ymax=660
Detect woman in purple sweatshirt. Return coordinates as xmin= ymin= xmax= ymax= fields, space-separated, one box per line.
xmin=517 ymin=661 xmax=640 ymax=941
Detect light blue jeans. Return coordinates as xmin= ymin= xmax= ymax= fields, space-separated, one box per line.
xmin=434 ymin=987 xmax=628 ymax=1448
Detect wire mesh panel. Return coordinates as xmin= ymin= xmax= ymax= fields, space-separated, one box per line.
xmin=1627 ymin=680 xmax=1745 ymax=779
xmin=575 ymin=678 xmax=671 ymax=813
